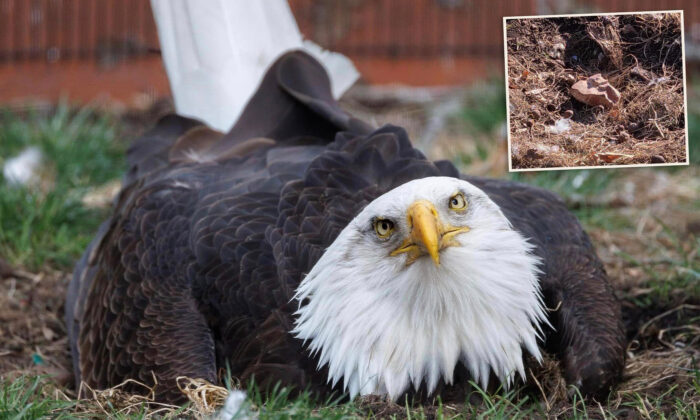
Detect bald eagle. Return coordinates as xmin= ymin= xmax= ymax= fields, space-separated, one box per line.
xmin=66 ymin=51 xmax=625 ymax=403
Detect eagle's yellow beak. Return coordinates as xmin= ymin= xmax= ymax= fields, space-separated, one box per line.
xmin=390 ymin=200 xmax=470 ymax=266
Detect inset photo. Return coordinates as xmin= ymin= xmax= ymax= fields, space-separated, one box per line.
xmin=505 ymin=11 xmax=689 ymax=170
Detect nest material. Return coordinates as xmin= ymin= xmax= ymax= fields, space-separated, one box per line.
xmin=506 ymin=13 xmax=686 ymax=168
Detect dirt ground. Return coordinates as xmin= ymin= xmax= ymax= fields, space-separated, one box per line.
xmin=1 ymin=166 xmax=697 ymax=418
xmin=506 ymin=13 xmax=687 ymax=169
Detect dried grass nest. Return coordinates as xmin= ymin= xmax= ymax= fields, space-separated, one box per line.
xmin=507 ymin=13 xmax=686 ymax=168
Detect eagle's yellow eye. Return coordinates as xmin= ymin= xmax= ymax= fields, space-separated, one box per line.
xmin=374 ymin=219 xmax=395 ymax=238
xmin=449 ymin=193 xmax=467 ymax=210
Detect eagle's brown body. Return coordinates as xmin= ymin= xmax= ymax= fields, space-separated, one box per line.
xmin=67 ymin=51 xmax=625 ymax=403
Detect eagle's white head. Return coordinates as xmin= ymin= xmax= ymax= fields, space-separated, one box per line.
xmin=293 ymin=176 xmax=548 ymax=400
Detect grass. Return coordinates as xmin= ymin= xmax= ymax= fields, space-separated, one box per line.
xmin=0 ymin=105 xmax=125 ymax=270
xmin=459 ymin=78 xmax=507 ymax=136
xmin=0 ymin=101 xmax=698 ymax=418
xmin=0 ymin=376 xmax=73 ymax=419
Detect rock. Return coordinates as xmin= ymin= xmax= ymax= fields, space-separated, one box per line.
xmin=651 ymin=155 xmax=666 ymax=163
xmin=570 ymin=74 xmax=621 ymax=108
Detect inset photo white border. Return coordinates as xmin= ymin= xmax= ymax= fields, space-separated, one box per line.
xmin=503 ymin=10 xmax=690 ymax=172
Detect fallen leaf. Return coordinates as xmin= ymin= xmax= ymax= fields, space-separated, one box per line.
xmin=597 ymin=153 xmax=633 ymax=163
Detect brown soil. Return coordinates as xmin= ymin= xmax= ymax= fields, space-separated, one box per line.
xmin=506 ymin=13 xmax=687 ymax=169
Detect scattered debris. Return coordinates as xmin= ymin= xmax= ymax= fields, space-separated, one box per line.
xmin=176 ymin=376 xmax=232 ymax=417
xmin=570 ymin=74 xmax=621 ymax=108
xmin=597 ymin=152 xmax=633 ymax=163
xmin=2 ymin=147 xmax=51 ymax=190
xmin=81 ymin=180 xmax=122 ymax=209
xmin=215 ymin=390 xmax=257 ymax=420
xmin=548 ymin=42 xmax=566 ymax=59
xmin=647 ymin=76 xmax=670 ymax=86
xmin=547 ymin=118 xmax=571 ymax=134
xmin=586 ymin=16 xmax=623 ymax=68
xmin=525 ymin=88 xmax=547 ymax=96
xmin=562 ymin=74 xmax=576 ymax=84
xmin=630 ymin=66 xmax=654 ymax=82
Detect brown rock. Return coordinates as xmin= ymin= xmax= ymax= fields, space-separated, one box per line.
xmin=570 ymin=74 xmax=621 ymax=108
xmin=651 ymin=155 xmax=666 ymax=164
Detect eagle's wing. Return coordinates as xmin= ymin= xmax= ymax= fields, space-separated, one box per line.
xmin=67 ymin=51 xmax=366 ymax=399
xmin=463 ymin=176 xmax=626 ymax=397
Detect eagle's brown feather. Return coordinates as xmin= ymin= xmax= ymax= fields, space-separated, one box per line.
xmin=66 ymin=51 xmax=624 ymax=403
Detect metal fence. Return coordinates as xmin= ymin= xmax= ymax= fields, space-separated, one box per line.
xmin=0 ymin=0 xmax=698 ymax=66
xmin=0 ymin=0 xmax=159 ymax=63
xmin=0 ymin=0 xmax=519 ymax=65
xmin=0 ymin=0 xmax=499 ymax=64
